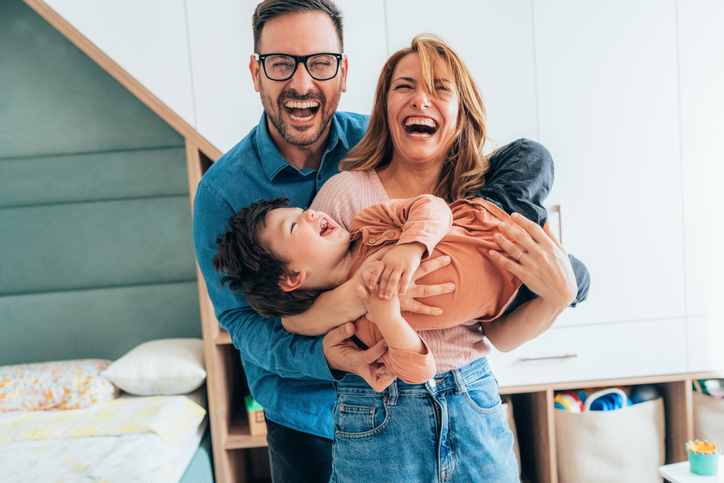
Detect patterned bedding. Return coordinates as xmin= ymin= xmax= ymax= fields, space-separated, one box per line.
xmin=0 ymin=395 xmax=207 ymax=483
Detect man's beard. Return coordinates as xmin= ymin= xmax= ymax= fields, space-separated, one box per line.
xmin=261 ymin=85 xmax=341 ymax=147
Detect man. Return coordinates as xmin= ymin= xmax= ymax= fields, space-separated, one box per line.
xmin=192 ymin=1 xmax=452 ymax=481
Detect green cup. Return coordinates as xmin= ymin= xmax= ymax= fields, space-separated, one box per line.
xmin=687 ymin=440 xmax=720 ymax=476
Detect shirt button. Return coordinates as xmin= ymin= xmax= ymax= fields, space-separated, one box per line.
xmin=386 ymin=232 xmax=395 ymax=237
xmin=368 ymin=237 xmax=376 ymax=244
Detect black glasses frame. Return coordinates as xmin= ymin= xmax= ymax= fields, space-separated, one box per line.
xmin=255 ymin=53 xmax=343 ymax=81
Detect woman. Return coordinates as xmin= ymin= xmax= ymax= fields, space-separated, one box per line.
xmin=301 ymin=34 xmax=589 ymax=482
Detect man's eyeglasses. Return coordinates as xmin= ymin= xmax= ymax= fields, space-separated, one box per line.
xmin=255 ymin=53 xmax=343 ymax=81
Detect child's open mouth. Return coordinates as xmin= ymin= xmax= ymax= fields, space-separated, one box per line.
xmin=285 ymin=100 xmax=320 ymax=122
xmin=319 ymin=217 xmax=335 ymax=237
xmin=404 ymin=117 xmax=438 ymax=138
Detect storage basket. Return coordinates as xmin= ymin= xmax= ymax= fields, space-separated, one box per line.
xmin=502 ymin=397 xmax=522 ymax=476
xmin=693 ymin=390 xmax=724 ymax=445
xmin=555 ymin=397 xmax=665 ymax=483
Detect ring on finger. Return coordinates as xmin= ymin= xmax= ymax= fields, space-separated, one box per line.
xmin=516 ymin=250 xmax=526 ymax=262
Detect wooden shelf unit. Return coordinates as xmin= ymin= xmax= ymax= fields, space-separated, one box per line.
xmin=501 ymin=373 xmax=723 ymax=483
xmin=185 ymin=141 xmax=272 ymax=483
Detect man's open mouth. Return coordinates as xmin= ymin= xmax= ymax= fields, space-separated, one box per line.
xmin=319 ymin=217 xmax=335 ymax=237
xmin=285 ymin=100 xmax=320 ymax=121
xmin=404 ymin=117 xmax=438 ymax=138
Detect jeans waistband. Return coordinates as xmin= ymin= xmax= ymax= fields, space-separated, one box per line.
xmin=336 ymin=357 xmax=491 ymax=396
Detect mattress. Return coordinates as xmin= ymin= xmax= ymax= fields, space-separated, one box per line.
xmin=0 ymin=388 xmax=212 ymax=483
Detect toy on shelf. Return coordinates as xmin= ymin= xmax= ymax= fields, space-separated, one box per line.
xmin=245 ymin=394 xmax=268 ymax=437
xmin=554 ymin=385 xmax=659 ymax=412
xmin=554 ymin=392 xmax=584 ymax=413
xmin=694 ymin=379 xmax=724 ymax=398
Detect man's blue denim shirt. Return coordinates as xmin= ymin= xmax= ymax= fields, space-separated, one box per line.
xmin=193 ymin=112 xmax=369 ymax=439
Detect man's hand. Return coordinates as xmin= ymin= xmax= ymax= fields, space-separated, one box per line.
xmin=323 ymin=322 xmax=395 ymax=392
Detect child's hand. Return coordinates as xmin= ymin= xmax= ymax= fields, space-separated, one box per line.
xmin=366 ymin=242 xmax=426 ymax=299
xmin=355 ymin=283 xmax=403 ymax=327
xmin=356 ymin=283 xmax=425 ymax=357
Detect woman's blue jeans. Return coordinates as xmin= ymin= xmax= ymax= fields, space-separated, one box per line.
xmin=330 ymin=357 xmax=519 ymax=482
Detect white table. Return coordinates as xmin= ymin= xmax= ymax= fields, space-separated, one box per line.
xmin=659 ymin=457 xmax=722 ymax=482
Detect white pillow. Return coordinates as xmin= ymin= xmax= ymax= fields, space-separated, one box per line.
xmin=101 ymin=339 xmax=206 ymax=396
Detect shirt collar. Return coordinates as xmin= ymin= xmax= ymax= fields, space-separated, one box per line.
xmin=256 ymin=112 xmax=349 ymax=181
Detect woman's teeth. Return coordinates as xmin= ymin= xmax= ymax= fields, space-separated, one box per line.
xmin=404 ymin=117 xmax=438 ymax=137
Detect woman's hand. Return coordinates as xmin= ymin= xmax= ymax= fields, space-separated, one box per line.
xmin=482 ymin=213 xmax=577 ymax=352
xmin=489 ymin=213 xmax=577 ymax=311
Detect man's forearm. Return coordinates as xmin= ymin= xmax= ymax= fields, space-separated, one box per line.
xmin=282 ymin=279 xmax=366 ymax=335
xmin=222 ymin=307 xmax=335 ymax=381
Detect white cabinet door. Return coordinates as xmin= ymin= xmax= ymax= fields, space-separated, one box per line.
xmin=490 ymin=318 xmax=687 ymax=387
xmin=677 ymin=0 xmax=724 ymax=320
xmin=687 ymin=315 xmax=724 ymax=373
xmin=533 ymin=0 xmax=685 ymax=327
xmin=384 ymin=0 xmax=538 ymax=147
xmin=46 ymin=0 xmax=195 ymax=128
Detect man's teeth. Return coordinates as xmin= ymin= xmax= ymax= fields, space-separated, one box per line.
xmin=290 ymin=113 xmax=314 ymax=121
xmin=285 ymin=101 xmax=319 ymax=109
xmin=285 ymin=100 xmax=320 ymax=121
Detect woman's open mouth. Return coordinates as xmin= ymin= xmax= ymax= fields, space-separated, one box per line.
xmin=285 ymin=100 xmax=320 ymax=122
xmin=404 ymin=117 xmax=438 ymax=138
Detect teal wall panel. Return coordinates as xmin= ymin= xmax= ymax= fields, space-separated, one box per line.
xmin=0 ymin=148 xmax=190 ymax=208
xmin=0 ymin=197 xmax=196 ymax=295
xmin=0 ymin=0 xmax=185 ymax=158
xmin=0 ymin=282 xmax=202 ymax=365
xmin=0 ymin=0 xmax=202 ymax=366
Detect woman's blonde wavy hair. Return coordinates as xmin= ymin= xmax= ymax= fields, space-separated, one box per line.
xmin=339 ymin=34 xmax=489 ymax=202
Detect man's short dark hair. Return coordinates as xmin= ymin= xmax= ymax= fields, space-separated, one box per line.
xmin=213 ymin=197 xmax=322 ymax=319
xmin=252 ymin=0 xmax=344 ymax=54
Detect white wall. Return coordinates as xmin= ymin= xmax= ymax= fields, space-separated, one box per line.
xmin=45 ymin=0 xmax=197 ymax=128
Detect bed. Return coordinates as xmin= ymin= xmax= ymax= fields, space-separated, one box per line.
xmin=0 ymin=343 xmax=215 ymax=483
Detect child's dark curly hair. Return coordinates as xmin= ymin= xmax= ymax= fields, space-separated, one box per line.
xmin=212 ymin=197 xmax=322 ymax=318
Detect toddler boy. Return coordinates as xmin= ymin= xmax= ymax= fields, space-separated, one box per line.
xmin=213 ymin=194 xmax=522 ymax=384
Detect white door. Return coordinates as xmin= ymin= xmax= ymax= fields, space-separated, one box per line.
xmin=534 ymin=0 xmax=686 ymax=328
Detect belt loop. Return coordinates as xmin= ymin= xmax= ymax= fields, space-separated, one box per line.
xmin=452 ymin=368 xmax=467 ymax=395
xmin=387 ymin=379 xmax=399 ymax=405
